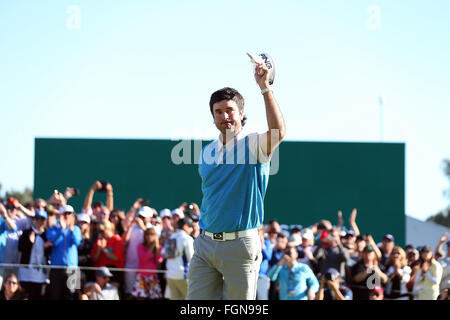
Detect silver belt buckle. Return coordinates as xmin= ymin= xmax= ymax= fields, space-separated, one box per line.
xmin=212 ymin=232 xmax=225 ymax=241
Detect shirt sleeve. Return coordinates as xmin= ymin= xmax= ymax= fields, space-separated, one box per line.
xmin=305 ymin=265 xmax=320 ymax=294
xmin=46 ymin=226 xmax=63 ymax=245
xmin=184 ymin=237 xmax=195 ymax=263
xmin=268 ymin=264 xmax=283 ymax=281
xmin=68 ymin=226 xmax=82 ymax=246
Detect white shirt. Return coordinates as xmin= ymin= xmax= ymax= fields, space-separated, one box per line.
xmin=125 ymin=226 xmax=143 ymax=268
xmin=204 ymin=129 xmax=271 ymax=165
xmin=165 ymin=229 xmax=194 ymax=280
xmin=87 ymin=282 xmax=120 ymax=300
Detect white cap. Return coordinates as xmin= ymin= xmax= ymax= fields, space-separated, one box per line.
xmin=301 ymin=228 xmax=314 ymax=240
xmin=77 ymin=213 xmax=91 ymax=224
xmin=288 ymin=233 xmax=302 ymax=246
xmin=59 ymin=205 xmax=74 ymax=214
xmin=138 ymin=206 xmax=153 ymax=218
xmin=159 ymin=208 xmax=172 ymax=219
xmin=171 ymin=208 xmax=184 ymax=219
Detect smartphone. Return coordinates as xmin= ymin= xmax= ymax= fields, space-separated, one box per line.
xmin=99 ymin=181 xmax=108 ymax=192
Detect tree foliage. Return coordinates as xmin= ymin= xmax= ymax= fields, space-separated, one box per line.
xmin=0 ymin=183 xmax=34 ymax=205
xmin=426 ymin=159 xmax=450 ymax=228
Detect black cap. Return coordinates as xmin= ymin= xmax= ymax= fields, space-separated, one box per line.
xmin=420 ymin=245 xmax=432 ymax=253
xmin=177 ymin=217 xmax=194 ymax=229
xmin=363 ymin=245 xmax=374 ymax=252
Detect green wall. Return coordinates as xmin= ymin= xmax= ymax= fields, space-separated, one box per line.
xmin=34 ymin=138 xmax=405 ymax=245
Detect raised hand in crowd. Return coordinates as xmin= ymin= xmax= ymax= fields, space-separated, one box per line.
xmin=436 ymin=232 xmax=447 ymax=255
xmin=337 ymin=210 xmax=343 ymax=231
xmin=83 ymin=180 xmax=114 ymax=213
xmin=349 ymin=208 xmax=360 ymax=236
xmin=0 ymin=202 xmax=17 ymax=230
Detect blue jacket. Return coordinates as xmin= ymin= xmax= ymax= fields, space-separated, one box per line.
xmin=268 ymin=261 xmax=319 ymax=300
xmin=46 ymin=225 xmax=82 ymax=266
xmin=259 ymin=239 xmax=274 ymax=277
xmin=0 ymin=217 xmax=17 ymax=263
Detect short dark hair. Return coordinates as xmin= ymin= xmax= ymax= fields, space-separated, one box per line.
xmin=277 ymin=232 xmax=287 ymax=239
xmin=209 ymin=87 xmax=247 ymax=126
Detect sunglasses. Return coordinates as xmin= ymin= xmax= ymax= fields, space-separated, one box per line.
xmin=6 ymin=280 xmax=18 ymax=285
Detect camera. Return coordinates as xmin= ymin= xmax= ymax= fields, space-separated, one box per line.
xmin=99 ymin=181 xmax=108 ymax=192
xmin=184 ymin=204 xmax=194 ymax=216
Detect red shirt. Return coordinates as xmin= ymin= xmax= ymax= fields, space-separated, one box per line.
xmin=91 ymin=234 xmax=125 ymax=268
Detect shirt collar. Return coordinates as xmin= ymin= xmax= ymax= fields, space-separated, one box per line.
xmin=217 ymin=128 xmax=247 ymax=152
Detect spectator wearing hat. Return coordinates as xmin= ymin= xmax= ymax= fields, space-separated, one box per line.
xmin=256 ymin=225 xmax=273 ymax=300
xmin=378 ymin=234 xmax=395 ymax=272
xmin=149 ymin=214 xmax=162 ymax=238
xmin=0 ymin=202 xmax=19 ymax=287
xmin=77 ymin=213 xmax=95 ymax=283
xmin=406 ymin=248 xmax=420 ymax=298
xmin=132 ymin=227 xmax=163 ymax=300
xmin=46 ymin=204 xmax=82 ymax=300
xmin=91 ymin=220 xmax=125 ymax=296
xmin=384 ymin=246 xmax=411 ymax=300
xmin=164 ymin=217 xmax=194 ymax=300
xmin=350 ymin=244 xmax=388 ymax=300
xmin=159 ymin=209 xmax=174 ymax=247
xmin=316 ymin=267 xmax=353 ymax=300
xmin=314 ymin=228 xmax=350 ymax=281
xmin=369 ymin=285 xmax=384 ymax=300
xmin=1 ymin=198 xmax=34 ymax=282
xmin=411 ymin=245 xmax=443 ymax=300
xmin=268 ymin=244 xmax=319 ymax=300
xmin=17 ymin=209 xmax=52 ymax=300
xmin=435 ymin=233 xmax=449 ymax=296
xmin=81 ymin=266 xmax=119 ymax=300
xmin=171 ymin=209 xmax=184 ymax=227
xmin=296 ymin=228 xmax=317 ymax=272
xmin=341 ymin=230 xmax=356 ymax=255
xmin=122 ymin=202 xmax=152 ymax=299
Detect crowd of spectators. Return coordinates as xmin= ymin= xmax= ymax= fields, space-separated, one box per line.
xmin=0 ymin=182 xmax=448 ymax=300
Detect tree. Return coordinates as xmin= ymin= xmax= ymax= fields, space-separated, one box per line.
xmin=426 ymin=159 xmax=450 ymax=228
xmin=0 ymin=183 xmax=34 ymax=205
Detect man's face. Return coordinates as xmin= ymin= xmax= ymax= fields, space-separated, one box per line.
xmin=96 ymin=276 xmax=109 ymax=288
xmin=382 ymin=239 xmax=394 ymax=251
xmin=276 ymin=236 xmax=287 ymax=250
xmin=212 ymin=100 xmax=244 ymax=136
xmin=32 ymin=217 xmax=46 ymax=229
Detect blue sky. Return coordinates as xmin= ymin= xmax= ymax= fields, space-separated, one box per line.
xmin=1 ymin=0 xmax=449 ymax=221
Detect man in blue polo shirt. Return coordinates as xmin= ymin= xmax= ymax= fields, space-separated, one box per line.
xmin=186 ymin=61 xmax=286 ymax=300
